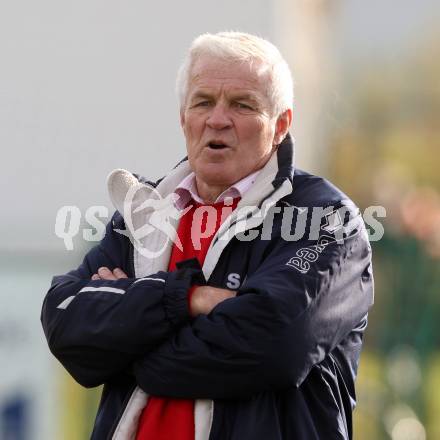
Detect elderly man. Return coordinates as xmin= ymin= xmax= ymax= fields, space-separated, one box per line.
xmin=41 ymin=32 xmax=373 ymax=440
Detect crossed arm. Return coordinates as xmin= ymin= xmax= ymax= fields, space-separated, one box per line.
xmin=42 ymin=210 xmax=373 ymax=399
xmin=85 ymin=224 xmax=373 ymax=401
xmin=92 ymin=266 xmax=235 ymax=317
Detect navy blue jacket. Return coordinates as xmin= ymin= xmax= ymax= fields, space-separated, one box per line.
xmin=41 ymin=135 xmax=374 ymax=439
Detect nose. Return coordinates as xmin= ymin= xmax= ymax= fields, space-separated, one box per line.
xmin=206 ymin=103 xmax=232 ymax=130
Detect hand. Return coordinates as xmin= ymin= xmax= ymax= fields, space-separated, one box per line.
xmin=190 ymin=286 xmax=236 ymax=317
xmin=91 ymin=267 xmax=128 ymax=280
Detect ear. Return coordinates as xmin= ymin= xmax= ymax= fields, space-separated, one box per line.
xmin=180 ymin=109 xmax=185 ymax=128
xmin=273 ymin=108 xmax=293 ymax=145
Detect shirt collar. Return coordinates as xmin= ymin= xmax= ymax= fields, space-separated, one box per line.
xmin=174 ymin=170 xmax=260 ymax=210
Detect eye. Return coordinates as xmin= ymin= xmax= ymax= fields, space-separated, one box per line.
xmin=193 ymin=100 xmax=211 ymax=108
xmin=235 ymin=102 xmax=254 ymax=110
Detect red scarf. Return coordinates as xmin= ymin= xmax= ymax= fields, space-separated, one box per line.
xmin=136 ymin=198 xmax=240 ymax=440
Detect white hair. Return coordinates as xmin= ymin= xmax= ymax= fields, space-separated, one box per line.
xmin=176 ymin=31 xmax=294 ymax=116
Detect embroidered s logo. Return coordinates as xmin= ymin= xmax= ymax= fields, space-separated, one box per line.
xmin=226 ymin=273 xmax=241 ymax=289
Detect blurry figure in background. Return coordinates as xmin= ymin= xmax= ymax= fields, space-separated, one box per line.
xmin=41 ymin=32 xmax=373 ymax=440
xmin=400 ymin=187 xmax=440 ymax=258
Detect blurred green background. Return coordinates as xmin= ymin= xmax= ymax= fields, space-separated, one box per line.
xmin=329 ymin=27 xmax=440 ymax=439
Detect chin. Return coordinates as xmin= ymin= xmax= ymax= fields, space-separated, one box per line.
xmin=199 ymin=163 xmax=229 ymax=177
xmin=198 ymin=168 xmax=235 ymax=186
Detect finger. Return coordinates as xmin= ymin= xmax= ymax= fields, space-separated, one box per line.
xmin=113 ymin=268 xmax=128 ymax=279
xmin=91 ymin=274 xmax=100 ymax=280
xmin=98 ymin=267 xmax=117 ymax=280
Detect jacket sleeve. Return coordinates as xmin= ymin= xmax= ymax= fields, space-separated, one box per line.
xmin=132 ymin=204 xmax=374 ymax=399
xmin=41 ymin=211 xmax=203 ymax=388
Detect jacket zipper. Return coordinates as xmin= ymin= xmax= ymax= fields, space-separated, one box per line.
xmin=129 ymin=242 xmax=135 ymax=277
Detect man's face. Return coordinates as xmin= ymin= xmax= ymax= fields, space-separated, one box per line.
xmin=180 ymin=56 xmax=291 ymax=195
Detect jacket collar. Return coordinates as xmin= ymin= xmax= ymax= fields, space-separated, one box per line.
xmin=107 ymin=132 xmax=295 ymax=215
xmin=106 ymin=133 xmax=295 ymax=279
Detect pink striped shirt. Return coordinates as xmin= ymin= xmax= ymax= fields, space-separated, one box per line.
xmin=174 ymin=170 xmax=260 ymax=209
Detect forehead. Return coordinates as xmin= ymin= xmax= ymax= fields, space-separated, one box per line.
xmin=188 ymin=56 xmax=269 ymax=98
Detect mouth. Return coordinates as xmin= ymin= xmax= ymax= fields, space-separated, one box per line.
xmin=207 ymin=141 xmax=230 ymax=150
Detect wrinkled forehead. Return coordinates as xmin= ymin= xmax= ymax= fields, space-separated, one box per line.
xmin=188 ymin=55 xmax=271 ymax=98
